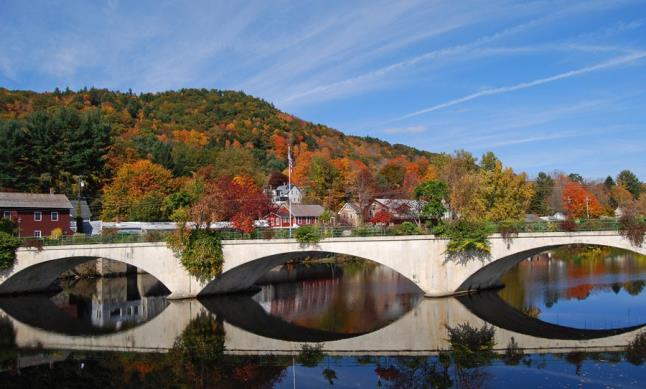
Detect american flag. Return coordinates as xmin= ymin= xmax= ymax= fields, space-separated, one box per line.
xmin=288 ymin=145 xmax=293 ymax=173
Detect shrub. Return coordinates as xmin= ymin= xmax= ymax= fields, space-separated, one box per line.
xmin=395 ymin=221 xmax=421 ymax=235
xmin=626 ymin=332 xmax=646 ymax=365
xmin=561 ymin=219 xmax=577 ymax=232
xmin=0 ymin=232 xmax=21 ymax=270
xmin=297 ymin=344 xmax=324 ymax=367
xmin=619 ymin=209 xmax=646 ymax=247
xmin=433 ymin=220 xmax=493 ymax=254
xmin=0 ymin=219 xmax=16 ymax=235
xmin=261 ymin=228 xmax=274 ymax=240
xmin=143 ymin=230 xmax=165 ymax=242
xmin=22 ymin=237 xmax=43 ymax=251
xmin=167 ymin=229 xmax=224 ymax=281
xmin=446 ymin=322 xmax=496 ymax=368
xmin=49 ymin=227 xmax=63 ymax=239
xmin=295 ymin=225 xmax=321 ymax=245
xmin=497 ymin=219 xmax=521 ymax=242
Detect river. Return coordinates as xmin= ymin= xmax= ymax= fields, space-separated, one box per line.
xmin=1 ymin=246 xmax=646 ymax=388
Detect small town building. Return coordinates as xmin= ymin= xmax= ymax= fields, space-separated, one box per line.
xmin=271 ymin=184 xmax=303 ymax=205
xmin=265 ymin=204 xmax=325 ymax=228
xmin=70 ymin=199 xmax=93 ymax=234
xmin=367 ymin=198 xmax=425 ymax=224
xmin=337 ymin=202 xmax=363 ymax=226
xmin=0 ymin=192 xmax=73 ymax=238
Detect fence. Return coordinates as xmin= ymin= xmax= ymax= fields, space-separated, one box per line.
xmin=17 ymin=218 xmax=629 ymax=248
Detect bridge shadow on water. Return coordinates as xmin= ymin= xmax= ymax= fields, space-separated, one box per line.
xmin=457 ymin=291 xmax=646 ymax=340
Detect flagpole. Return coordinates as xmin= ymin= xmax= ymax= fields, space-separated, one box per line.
xmin=288 ymin=145 xmax=293 ymax=239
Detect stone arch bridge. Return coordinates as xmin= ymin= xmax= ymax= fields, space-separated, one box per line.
xmin=1 ymin=231 xmax=644 ymax=299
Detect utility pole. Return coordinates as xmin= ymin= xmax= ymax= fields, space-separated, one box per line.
xmin=288 ymin=146 xmax=293 ymax=238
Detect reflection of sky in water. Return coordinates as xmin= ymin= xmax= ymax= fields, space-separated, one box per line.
xmin=499 ymin=248 xmax=646 ymax=329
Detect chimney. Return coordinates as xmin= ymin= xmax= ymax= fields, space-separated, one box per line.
xmin=49 ymin=188 xmax=54 ymax=195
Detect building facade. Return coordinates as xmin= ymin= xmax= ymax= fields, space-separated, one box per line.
xmin=337 ymin=202 xmax=362 ymax=226
xmin=0 ymin=192 xmax=74 ymax=238
xmin=367 ymin=198 xmax=425 ymax=224
xmin=265 ymin=204 xmax=325 ymax=228
xmin=271 ymin=184 xmax=303 ymax=205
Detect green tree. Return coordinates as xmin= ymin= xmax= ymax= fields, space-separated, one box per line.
xmin=480 ymin=151 xmax=499 ymax=171
xmin=617 ymin=170 xmax=641 ymax=199
xmin=377 ymin=163 xmax=406 ymax=191
xmin=529 ymin=172 xmax=554 ymax=215
xmin=414 ymin=180 xmax=449 ymax=224
xmin=308 ymin=156 xmax=343 ymax=208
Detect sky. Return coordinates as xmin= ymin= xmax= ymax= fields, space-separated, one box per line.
xmin=1 ymin=0 xmax=646 ymax=179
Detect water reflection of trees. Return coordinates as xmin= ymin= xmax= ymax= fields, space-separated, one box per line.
xmin=0 ymin=312 xmax=289 ymax=388
xmin=499 ymin=245 xmax=646 ymax=316
xmin=373 ymin=323 xmax=496 ymax=389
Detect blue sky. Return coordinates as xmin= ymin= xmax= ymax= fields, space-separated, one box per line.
xmin=2 ymin=0 xmax=646 ymax=179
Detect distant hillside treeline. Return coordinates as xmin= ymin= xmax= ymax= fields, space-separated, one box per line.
xmin=0 ymin=88 xmax=437 ymax=207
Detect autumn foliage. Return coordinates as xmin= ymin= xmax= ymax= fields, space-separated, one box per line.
xmin=102 ymin=160 xmax=177 ymax=221
xmin=562 ymin=181 xmax=604 ymax=218
xmin=190 ymin=175 xmax=273 ymax=233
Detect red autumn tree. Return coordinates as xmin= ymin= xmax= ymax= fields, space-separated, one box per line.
xmin=370 ymin=209 xmax=393 ymax=225
xmin=562 ymin=181 xmax=604 ymax=218
xmin=190 ymin=175 xmax=274 ymax=233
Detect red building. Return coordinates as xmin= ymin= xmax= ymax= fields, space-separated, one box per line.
xmin=265 ymin=204 xmax=325 ymax=228
xmin=0 ymin=192 xmax=74 ymax=238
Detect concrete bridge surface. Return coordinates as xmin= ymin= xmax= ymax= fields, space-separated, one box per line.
xmin=1 ymin=295 xmax=644 ymax=356
xmin=2 ymin=231 xmax=645 ymax=298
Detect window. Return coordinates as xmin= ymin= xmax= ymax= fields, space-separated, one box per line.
xmin=33 ymin=230 xmax=42 ymax=238
xmin=51 ymin=211 xmax=59 ymax=221
xmin=2 ymin=211 xmax=10 ymax=219
xmin=34 ymin=211 xmax=42 ymax=221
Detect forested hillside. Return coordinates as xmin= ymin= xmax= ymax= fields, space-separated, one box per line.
xmin=0 ymin=87 xmax=437 ymax=211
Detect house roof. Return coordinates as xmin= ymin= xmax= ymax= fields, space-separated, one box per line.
xmin=70 ymin=200 xmax=92 ymax=220
xmin=0 ymin=192 xmax=73 ymax=210
xmin=374 ymin=198 xmax=424 ymax=210
xmin=277 ymin=204 xmax=325 ymax=217
xmin=276 ymin=184 xmax=300 ymax=192
xmin=338 ymin=202 xmax=361 ymax=213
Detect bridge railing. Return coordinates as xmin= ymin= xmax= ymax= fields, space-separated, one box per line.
xmin=18 ymin=219 xmax=627 ymax=247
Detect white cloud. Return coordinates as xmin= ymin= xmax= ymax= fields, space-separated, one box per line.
xmin=395 ymin=51 xmax=646 ymax=120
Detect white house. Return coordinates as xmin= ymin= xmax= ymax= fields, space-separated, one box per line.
xmin=271 ymin=184 xmax=303 ymax=205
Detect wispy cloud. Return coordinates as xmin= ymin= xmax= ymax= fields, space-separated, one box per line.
xmin=382 ymin=125 xmax=426 ymax=135
xmin=395 ymin=51 xmax=646 ymax=120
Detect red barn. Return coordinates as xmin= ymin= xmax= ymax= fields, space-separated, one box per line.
xmin=265 ymin=204 xmax=325 ymax=228
xmin=0 ymin=192 xmax=74 ymax=238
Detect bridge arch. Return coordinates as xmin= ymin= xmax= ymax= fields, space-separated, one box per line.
xmin=458 ymin=233 xmax=646 ymax=293
xmin=199 ymin=248 xmax=425 ymax=295
xmin=3 ymin=243 xmax=206 ymax=299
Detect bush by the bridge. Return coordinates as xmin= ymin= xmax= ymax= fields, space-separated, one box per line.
xmin=295 ymin=225 xmax=321 ymax=245
xmin=432 ymin=220 xmax=493 ymax=255
xmin=167 ymin=229 xmax=224 ymax=280
xmin=0 ymin=232 xmax=21 ymax=270
xmin=619 ymin=209 xmax=646 ymax=247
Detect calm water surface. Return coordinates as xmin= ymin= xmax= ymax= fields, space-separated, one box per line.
xmin=1 ymin=247 xmax=646 ymax=388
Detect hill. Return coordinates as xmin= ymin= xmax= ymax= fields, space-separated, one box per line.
xmin=0 ymin=88 xmax=438 ymax=211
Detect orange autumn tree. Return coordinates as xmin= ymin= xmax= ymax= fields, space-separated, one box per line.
xmin=102 ymin=160 xmax=177 ymax=221
xmin=172 ymin=129 xmax=210 ymax=148
xmin=562 ymin=181 xmax=604 ymax=218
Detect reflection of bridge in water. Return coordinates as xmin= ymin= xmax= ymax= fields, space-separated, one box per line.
xmin=2 ymin=293 xmax=644 ymax=356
